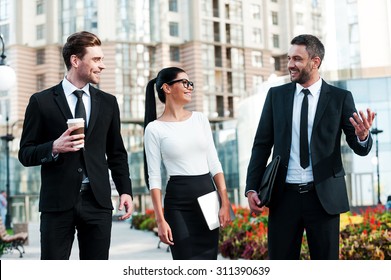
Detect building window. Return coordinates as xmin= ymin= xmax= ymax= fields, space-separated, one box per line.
xmin=0 ymin=25 xmax=9 ymax=40
xmin=226 ymin=0 xmax=242 ymax=21
xmin=36 ymin=0 xmax=44 ymax=15
xmin=274 ymin=56 xmax=281 ymax=71
xmin=36 ymin=24 xmax=45 ymax=40
xmin=272 ymin=11 xmax=278 ymax=25
xmin=227 ymin=71 xmax=232 ymax=93
xmin=230 ymin=48 xmax=244 ymax=69
xmin=214 ymin=46 xmax=222 ymax=67
xmin=228 ymin=96 xmax=234 ymax=118
xmin=349 ymin=23 xmax=359 ymax=43
xmin=296 ymin=12 xmax=304 ymax=25
xmin=169 ymin=22 xmax=179 ymax=37
xmin=216 ymin=96 xmax=224 ymax=117
xmin=214 ymin=21 xmax=220 ymax=42
xmin=202 ymin=20 xmax=214 ymax=42
xmin=169 ymin=46 xmax=180 ymax=62
xmin=253 ymin=75 xmax=263 ymax=92
xmin=251 ymin=51 xmax=263 ymax=68
xmin=226 ymin=23 xmax=231 ymax=43
xmin=252 ymin=4 xmax=261 ymax=19
xmin=229 ymin=24 xmax=243 ymax=45
xmin=36 ymin=49 xmax=45 ymax=65
xmin=312 ymin=13 xmax=322 ymax=34
xmin=0 ymin=0 xmax=10 ymax=21
xmin=37 ymin=74 xmax=45 ymax=91
xmin=252 ymin=28 xmax=262 ymax=44
xmin=212 ymin=0 xmax=219 ymax=17
xmin=272 ymin=34 xmax=280 ymax=48
xmin=201 ymin=0 xmax=213 ymax=17
xmin=201 ymin=44 xmax=214 ymax=68
xmin=169 ymin=0 xmax=178 ymax=12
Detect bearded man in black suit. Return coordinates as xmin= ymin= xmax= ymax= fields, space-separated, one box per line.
xmin=246 ymin=34 xmax=375 ymax=259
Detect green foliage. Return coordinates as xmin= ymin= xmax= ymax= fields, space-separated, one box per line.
xmin=139 ymin=217 xmax=157 ymax=231
xmin=131 ymin=209 xmax=156 ymax=231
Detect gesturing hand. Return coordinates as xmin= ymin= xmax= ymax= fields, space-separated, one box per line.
xmin=349 ymin=108 xmax=376 ymax=141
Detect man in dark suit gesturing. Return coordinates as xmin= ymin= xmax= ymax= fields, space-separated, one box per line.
xmin=19 ymin=31 xmax=133 ymax=259
xmin=245 ymin=34 xmax=375 ymax=259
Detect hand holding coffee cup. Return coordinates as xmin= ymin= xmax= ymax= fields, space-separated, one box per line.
xmin=67 ymin=118 xmax=85 ymax=149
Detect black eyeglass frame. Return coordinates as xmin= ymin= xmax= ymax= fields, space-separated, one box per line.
xmin=161 ymin=79 xmax=194 ymax=89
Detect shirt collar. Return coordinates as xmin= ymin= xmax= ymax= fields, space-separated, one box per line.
xmin=295 ymin=77 xmax=322 ymax=97
xmin=62 ymin=77 xmax=91 ymax=97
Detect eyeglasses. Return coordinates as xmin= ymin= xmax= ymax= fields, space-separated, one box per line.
xmin=163 ymin=79 xmax=194 ymax=90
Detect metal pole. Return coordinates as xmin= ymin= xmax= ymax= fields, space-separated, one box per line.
xmin=4 ymin=116 xmax=13 ymax=229
xmin=375 ymin=131 xmax=381 ymax=205
xmin=371 ymin=125 xmax=383 ymax=205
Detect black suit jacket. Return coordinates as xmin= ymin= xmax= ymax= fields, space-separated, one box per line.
xmin=19 ymin=82 xmax=132 ymax=212
xmin=245 ymin=80 xmax=372 ymax=215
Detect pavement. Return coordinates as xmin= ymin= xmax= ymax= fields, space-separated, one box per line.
xmin=0 ymin=220 xmax=173 ymax=260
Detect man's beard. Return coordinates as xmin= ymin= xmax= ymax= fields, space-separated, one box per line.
xmin=290 ymin=67 xmax=311 ymax=85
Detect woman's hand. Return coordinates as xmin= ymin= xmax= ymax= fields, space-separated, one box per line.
xmin=157 ymin=220 xmax=174 ymax=245
xmin=219 ymin=204 xmax=232 ymax=228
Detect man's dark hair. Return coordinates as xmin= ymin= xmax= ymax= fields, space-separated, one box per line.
xmin=291 ymin=34 xmax=325 ymax=68
xmin=62 ymin=31 xmax=102 ymax=70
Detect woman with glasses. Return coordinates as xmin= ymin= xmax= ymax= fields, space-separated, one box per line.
xmin=144 ymin=67 xmax=232 ymax=260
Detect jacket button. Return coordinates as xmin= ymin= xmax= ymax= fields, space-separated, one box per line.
xmin=77 ymin=168 xmax=83 ymax=173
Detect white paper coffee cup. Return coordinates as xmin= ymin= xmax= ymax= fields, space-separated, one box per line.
xmin=67 ymin=118 xmax=85 ymax=148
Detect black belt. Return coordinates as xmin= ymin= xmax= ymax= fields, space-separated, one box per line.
xmin=80 ymin=182 xmax=91 ymax=192
xmin=285 ymin=182 xmax=314 ymax=193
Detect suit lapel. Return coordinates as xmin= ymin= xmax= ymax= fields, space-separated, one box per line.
xmin=53 ymin=82 xmax=73 ymax=121
xmin=313 ymin=80 xmax=331 ymax=131
xmin=87 ymin=85 xmax=101 ymax=138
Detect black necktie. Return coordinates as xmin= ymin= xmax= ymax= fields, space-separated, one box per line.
xmin=73 ymin=90 xmax=87 ymax=129
xmin=300 ymin=89 xmax=310 ymax=169
xmin=73 ymin=90 xmax=88 ymax=179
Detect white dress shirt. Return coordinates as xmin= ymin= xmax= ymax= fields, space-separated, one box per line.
xmin=286 ymin=78 xmax=322 ymax=184
xmin=62 ymin=77 xmax=91 ymax=126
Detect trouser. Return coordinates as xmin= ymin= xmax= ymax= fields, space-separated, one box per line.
xmin=40 ymin=187 xmax=112 ymax=260
xmin=268 ymin=184 xmax=340 ymax=260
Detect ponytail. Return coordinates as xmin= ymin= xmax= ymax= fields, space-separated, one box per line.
xmin=143 ymin=77 xmax=157 ymax=190
xmin=143 ymin=67 xmax=186 ymax=189
xmin=144 ymin=77 xmax=158 ymax=129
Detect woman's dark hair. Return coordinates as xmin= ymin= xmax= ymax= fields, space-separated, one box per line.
xmin=62 ymin=31 xmax=102 ymax=71
xmin=291 ymin=34 xmax=325 ymax=68
xmin=143 ymin=67 xmax=186 ymax=189
xmin=143 ymin=67 xmax=186 ymax=129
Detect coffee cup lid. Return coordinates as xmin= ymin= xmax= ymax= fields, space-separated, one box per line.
xmin=67 ymin=118 xmax=84 ymax=124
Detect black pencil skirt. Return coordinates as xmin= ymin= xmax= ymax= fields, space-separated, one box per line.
xmin=164 ymin=173 xmax=219 ymax=260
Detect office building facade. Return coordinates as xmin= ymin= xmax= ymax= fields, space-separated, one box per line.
xmin=5 ymin=0 xmax=389 ymax=223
